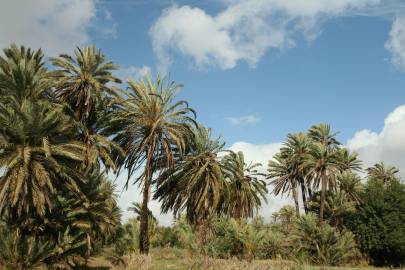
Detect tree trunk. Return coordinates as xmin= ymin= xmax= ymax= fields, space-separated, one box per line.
xmin=139 ymin=160 xmax=152 ymax=254
xmin=319 ymin=171 xmax=327 ymax=224
xmin=292 ymin=181 xmax=300 ymax=217
xmin=300 ymin=181 xmax=308 ymax=214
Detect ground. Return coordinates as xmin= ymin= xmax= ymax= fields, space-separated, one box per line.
xmin=87 ymin=248 xmax=397 ymax=270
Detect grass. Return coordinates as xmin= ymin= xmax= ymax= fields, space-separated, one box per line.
xmin=88 ymin=248 xmax=395 ymax=270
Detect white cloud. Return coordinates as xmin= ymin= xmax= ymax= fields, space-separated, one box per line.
xmin=385 ymin=16 xmax=405 ymax=71
xmin=118 ymin=65 xmax=152 ymax=81
xmin=347 ymin=104 xmax=405 ymax=178
xmin=0 ymin=0 xmax=114 ymax=56
xmin=226 ymin=115 xmax=260 ymax=126
xmin=150 ymin=0 xmax=380 ymax=71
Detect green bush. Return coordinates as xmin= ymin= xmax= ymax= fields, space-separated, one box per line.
xmin=205 ymin=217 xmax=286 ymax=260
xmin=346 ymin=179 xmax=405 ymax=266
xmin=292 ymin=213 xmax=359 ymax=266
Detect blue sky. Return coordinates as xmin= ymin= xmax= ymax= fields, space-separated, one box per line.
xmin=91 ymin=0 xmax=405 ymax=145
xmin=3 ymin=0 xmax=405 ymax=224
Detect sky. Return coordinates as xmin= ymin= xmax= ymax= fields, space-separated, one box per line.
xmin=2 ymin=0 xmax=405 ymax=225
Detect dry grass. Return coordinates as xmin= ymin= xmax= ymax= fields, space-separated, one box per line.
xmin=88 ymin=247 xmax=396 ymax=270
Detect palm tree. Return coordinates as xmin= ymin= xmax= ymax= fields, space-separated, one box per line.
xmin=268 ymin=133 xmax=310 ymax=216
xmin=308 ymin=191 xmax=356 ymax=228
xmin=335 ymin=148 xmax=362 ymax=172
xmin=154 ymin=125 xmax=225 ymax=227
xmin=222 ymin=151 xmax=267 ymax=220
xmin=305 ymin=124 xmax=340 ymax=223
xmin=367 ymin=162 xmax=399 ymax=184
xmin=268 ymin=154 xmax=301 ymax=217
xmin=337 ymin=171 xmax=363 ymax=204
xmin=0 ymin=99 xmax=85 ymax=218
xmin=65 ymin=166 xmax=121 ymax=259
xmin=51 ymin=46 xmax=123 ymax=171
xmin=113 ymin=75 xmax=196 ymax=254
xmin=0 ymin=44 xmax=51 ymax=101
xmin=51 ymin=46 xmax=121 ymax=124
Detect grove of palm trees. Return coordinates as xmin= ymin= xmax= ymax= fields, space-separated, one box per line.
xmin=0 ymin=44 xmax=404 ymax=270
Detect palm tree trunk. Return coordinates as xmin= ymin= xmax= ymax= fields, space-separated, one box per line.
xmin=319 ymin=171 xmax=327 ymax=224
xmin=292 ymin=181 xmax=300 ymax=217
xmin=139 ymin=157 xmax=152 ymax=254
xmin=300 ymin=181 xmax=308 ymax=214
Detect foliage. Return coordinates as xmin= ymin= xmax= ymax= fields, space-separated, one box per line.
xmin=155 ymin=125 xmax=225 ymax=226
xmin=221 ymin=151 xmax=268 ymax=220
xmin=292 ymin=213 xmax=359 ymax=266
xmin=346 ymin=179 xmax=405 ymax=266
xmin=112 ymin=75 xmax=196 ymax=254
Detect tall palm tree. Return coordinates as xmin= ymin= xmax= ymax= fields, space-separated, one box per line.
xmin=305 ymin=124 xmax=341 ymax=223
xmin=51 ymin=46 xmax=123 ymax=171
xmin=0 ymin=99 xmax=85 ymax=218
xmin=268 ymin=133 xmax=311 ymax=216
xmin=51 ymin=46 xmax=121 ymax=124
xmin=367 ymin=162 xmax=399 ymax=184
xmin=113 ymin=75 xmax=196 ymax=254
xmin=154 ymin=125 xmax=225 ymax=227
xmin=222 ymin=151 xmax=267 ymax=220
xmin=335 ymin=148 xmax=362 ymax=172
xmin=268 ymin=153 xmax=301 ymax=217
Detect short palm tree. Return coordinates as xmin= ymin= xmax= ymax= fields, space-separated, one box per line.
xmin=337 ymin=171 xmax=363 ymax=204
xmin=0 ymin=99 xmax=85 ymax=218
xmin=367 ymin=162 xmax=399 ymax=184
xmin=154 ymin=125 xmax=225 ymax=227
xmin=308 ymin=191 xmax=356 ymax=228
xmin=112 ymin=75 xmax=196 ymax=254
xmin=66 ymin=166 xmax=121 ymax=258
xmin=222 ymin=151 xmax=268 ymax=220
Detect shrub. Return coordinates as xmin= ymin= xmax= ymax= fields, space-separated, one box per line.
xmin=346 ymin=179 xmax=405 ymax=266
xmin=292 ymin=213 xmax=359 ymax=266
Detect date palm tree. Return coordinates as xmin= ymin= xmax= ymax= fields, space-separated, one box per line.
xmin=112 ymin=75 xmax=196 ymax=254
xmin=305 ymin=123 xmax=341 ymax=223
xmin=51 ymin=46 xmax=123 ymax=171
xmin=51 ymin=46 xmax=121 ymax=124
xmin=367 ymin=162 xmax=399 ymax=184
xmin=268 ymin=153 xmax=301 ymax=216
xmin=336 ymin=148 xmax=362 ymax=172
xmin=268 ymin=133 xmax=311 ymax=216
xmin=337 ymin=171 xmax=363 ymax=204
xmin=222 ymin=151 xmax=267 ymax=220
xmin=154 ymin=125 xmax=225 ymax=227
xmin=0 ymin=99 xmax=85 ymax=218
xmin=0 ymin=44 xmax=52 ymax=101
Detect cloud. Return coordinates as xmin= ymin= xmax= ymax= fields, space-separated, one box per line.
xmin=385 ymin=16 xmax=405 ymax=71
xmin=226 ymin=115 xmax=260 ymax=126
xmin=117 ymin=65 xmax=152 ymax=81
xmin=347 ymin=104 xmax=405 ymax=179
xmin=150 ymin=0 xmax=380 ymax=71
xmin=0 ymin=0 xmax=115 ymax=56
